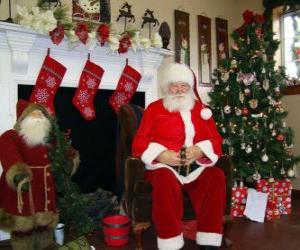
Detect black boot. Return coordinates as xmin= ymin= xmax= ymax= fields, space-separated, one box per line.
xmin=199 ymin=246 xmax=219 ymax=250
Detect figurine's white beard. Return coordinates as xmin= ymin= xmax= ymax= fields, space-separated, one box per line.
xmin=163 ymin=91 xmax=195 ymax=112
xmin=19 ymin=116 xmax=51 ymax=147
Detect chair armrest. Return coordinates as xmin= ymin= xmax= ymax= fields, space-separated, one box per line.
xmin=124 ymin=157 xmax=145 ymax=215
xmin=216 ymin=155 xmax=234 ymax=216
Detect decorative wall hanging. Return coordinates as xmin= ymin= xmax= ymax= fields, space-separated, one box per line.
xmin=72 ymin=0 xmax=101 ymax=23
xmin=116 ymin=2 xmax=135 ymax=31
xmin=215 ymin=17 xmax=229 ymax=65
xmin=141 ymin=9 xmax=160 ymax=39
xmin=159 ymin=21 xmax=171 ymax=49
xmin=174 ymin=10 xmax=190 ymax=66
xmin=198 ymin=15 xmax=212 ymax=85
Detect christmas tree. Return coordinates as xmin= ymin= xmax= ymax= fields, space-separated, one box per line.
xmin=209 ymin=10 xmax=300 ymax=181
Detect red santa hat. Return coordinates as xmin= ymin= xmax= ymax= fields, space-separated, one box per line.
xmin=14 ymin=99 xmax=51 ymax=130
xmin=161 ymin=63 xmax=212 ymax=120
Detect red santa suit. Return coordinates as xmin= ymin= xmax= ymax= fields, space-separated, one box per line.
xmin=132 ymin=98 xmax=225 ymax=249
xmin=0 ymin=101 xmax=58 ymax=233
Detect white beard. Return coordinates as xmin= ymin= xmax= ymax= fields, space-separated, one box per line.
xmin=19 ymin=115 xmax=51 ymax=147
xmin=163 ymin=91 xmax=195 ymax=112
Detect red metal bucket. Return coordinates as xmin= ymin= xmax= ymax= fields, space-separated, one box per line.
xmin=102 ymin=215 xmax=131 ymax=246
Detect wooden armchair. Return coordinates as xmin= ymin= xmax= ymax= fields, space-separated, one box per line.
xmin=116 ymin=104 xmax=233 ymax=249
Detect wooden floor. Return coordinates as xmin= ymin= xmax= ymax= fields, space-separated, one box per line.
xmin=1 ymin=199 xmax=300 ymax=250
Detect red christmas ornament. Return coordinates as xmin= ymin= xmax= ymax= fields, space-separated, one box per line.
xmin=97 ymin=24 xmax=110 ymax=46
xmin=242 ymin=107 xmax=249 ymax=116
xmin=276 ymin=134 xmax=284 ymax=141
xmin=75 ymin=23 xmax=89 ymax=44
xmin=243 ymin=10 xmax=254 ymax=25
xmin=118 ymin=34 xmax=131 ymax=54
xmin=49 ymin=24 xmax=65 ymax=45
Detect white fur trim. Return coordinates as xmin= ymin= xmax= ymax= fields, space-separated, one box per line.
xmin=157 ymin=233 xmax=184 ymax=250
xmin=161 ymin=63 xmax=194 ymax=93
xmin=196 ymin=232 xmax=223 ymax=246
xmin=200 ymin=108 xmax=212 ymax=120
xmin=179 ymin=111 xmax=195 ymax=146
xmin=145 ymin=163 xmax=207 ymax=184
xmin=141 ymin=143 xmax=167 ymax=166
xmin=195 ymin=140 xmax=219 ymax=167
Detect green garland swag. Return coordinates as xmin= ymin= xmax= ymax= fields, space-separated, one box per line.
xmin=48 ymin=116 xmax=94 ymax=236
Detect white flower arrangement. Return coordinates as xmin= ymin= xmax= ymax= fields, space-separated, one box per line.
xmin=15 ymin=5 xmax=163 ymax=53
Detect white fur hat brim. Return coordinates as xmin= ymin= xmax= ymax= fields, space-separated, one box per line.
xmin=161 ymin=63 xmax=194 ymax=93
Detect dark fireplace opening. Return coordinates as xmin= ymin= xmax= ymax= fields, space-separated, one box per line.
xmin=18 ymin=85 xmax=145 ymax=194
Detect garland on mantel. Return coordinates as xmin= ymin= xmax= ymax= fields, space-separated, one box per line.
xmin=15 ymin=4 xmax=162 ymax=53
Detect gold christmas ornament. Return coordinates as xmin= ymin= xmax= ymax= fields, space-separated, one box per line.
xmin=263 ymin=79 xmax=269 ymax=90
xmin=244 ymin=88 xmax=251 ymax=96
xmin=249 ymin=99 xmax=258 ymax=109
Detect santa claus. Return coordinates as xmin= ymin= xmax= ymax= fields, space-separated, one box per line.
xmin=132 ymin=63 xmax=225 ymax=250
xmin=0 ymin=100 xmax=60 ymax=250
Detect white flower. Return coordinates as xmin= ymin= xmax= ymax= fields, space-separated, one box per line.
xmin=86 ymin=33 xmax=97 ymax=50
xmin=131 ymin=31 xmax=141 ymax=52
xmin=31 ymin=7 xmax=40 ymax=16
xmin=108 ymin=35 xmax=120 ymax=52
xmin=140 ymin=37 xmax=151 ymax=50
xmin=16 ymin=5 xmax=33 ymax=28
xmin=151 ymin=32 xmax=162 ymax=48
xmin=66 ymin=30 xmax=79 ymax=43
xmin=16 ymin=5 xmax=28 ymax=17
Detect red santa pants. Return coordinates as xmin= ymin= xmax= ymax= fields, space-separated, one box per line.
xmin=145 ymin=166 xmax=226 ymax=249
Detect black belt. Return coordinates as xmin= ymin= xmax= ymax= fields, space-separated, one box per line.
xmin=173 ymin=162 xmax=200 ymax=177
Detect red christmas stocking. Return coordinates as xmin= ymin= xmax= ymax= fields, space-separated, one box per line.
xmin=72 ymin=59 xmax=104 ymax=120
xmin=109 ymin=62 xmax=141 ymax=112
xmin=30 ymin=55 xmax=66 ymax=114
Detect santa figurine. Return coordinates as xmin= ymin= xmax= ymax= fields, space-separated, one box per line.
xmin=132 ymin=63 xmax=225 ymax=250
xmin=0 ymin=99 xmax=78 ymax=250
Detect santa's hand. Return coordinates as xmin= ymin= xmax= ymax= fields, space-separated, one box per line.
xmin=13 ymin=173 xmax=30 ymax=192
xmin=185 ymin=146 xmax=203 ymax=163
xmin=156 ymin=150 xmax=181 ymax=166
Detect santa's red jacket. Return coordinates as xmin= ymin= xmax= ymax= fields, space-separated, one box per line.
xmin=132 ymin=99 xmax=223 ymax=183
xmin=0 ymin=129 xmax=58 ymax=232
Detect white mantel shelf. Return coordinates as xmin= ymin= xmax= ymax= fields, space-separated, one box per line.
xmin=0 ymin=21 xmax=173 ymax=133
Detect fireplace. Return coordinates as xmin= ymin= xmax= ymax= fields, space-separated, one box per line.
xmin=0 ymin=22 xmax=172 ymax=194
xmin=18 ymin=85 xmax=145 ymax=193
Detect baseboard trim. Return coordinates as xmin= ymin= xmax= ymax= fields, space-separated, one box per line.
xmin=292 ymin=189 xmax=300 ymax=199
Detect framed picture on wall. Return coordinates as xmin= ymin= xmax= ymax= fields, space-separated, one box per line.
xmin=215 ymin=17 xmax=229 ymax=65
xmin=72 ymin=0 xmax=111 ymax=23
xmin=198 ymin=15 xmax=212 ymax=86
xmin=174 ymin=10 xmax=190 ymax=66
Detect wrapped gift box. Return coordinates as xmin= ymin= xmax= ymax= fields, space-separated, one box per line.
xmin=256 ymin=179 xmax=292 ymax=218
xmin=231 ymin=186 xmax=248 ymax=218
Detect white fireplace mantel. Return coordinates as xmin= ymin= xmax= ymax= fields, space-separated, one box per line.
xmin=0 ymin=21 xmax=173 ymax=134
